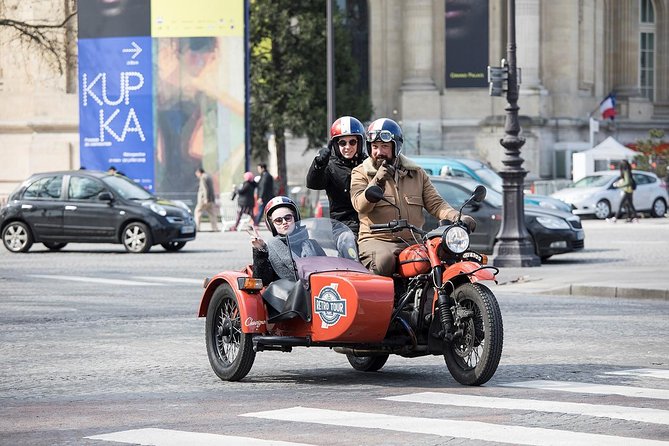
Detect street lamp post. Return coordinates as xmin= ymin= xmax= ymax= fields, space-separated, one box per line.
xmin=326 ymin=0 xmax=335 ymax=134
xmin=491 ymin=0 xmax=540 ymax=267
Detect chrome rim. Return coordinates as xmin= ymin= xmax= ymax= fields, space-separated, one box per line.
xmin=4 ymin=224 xmax=28 ymax=251
xmin=123 ymin=225 xmax=146 ymax=252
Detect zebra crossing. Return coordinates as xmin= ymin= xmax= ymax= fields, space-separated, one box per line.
xmin=87 ymin=368 xmax=669 ymax=445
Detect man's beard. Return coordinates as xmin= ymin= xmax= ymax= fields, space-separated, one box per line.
xmin=372 ymin=156 xmax=393 ymax=169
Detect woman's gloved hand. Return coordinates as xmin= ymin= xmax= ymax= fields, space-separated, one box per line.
xmin=461 ymin=215 xmax=477 ymax=233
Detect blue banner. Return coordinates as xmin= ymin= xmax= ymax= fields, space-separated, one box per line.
xmin=78 ymin=37 xmax=155 ymax=190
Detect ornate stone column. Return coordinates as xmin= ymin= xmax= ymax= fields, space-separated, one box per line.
xmin=516 ymin=0 xmax=543 ymax=91
xmin=611 ymin=1 xmax=641 ymax=97
xmin=401 ymin=0 xmax=435 ymax=89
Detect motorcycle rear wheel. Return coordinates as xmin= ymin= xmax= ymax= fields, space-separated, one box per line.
xmin=346 ymin=353 xmax=389 ymax=372
xmin=205 ymin=283 xmax=256 ymax=381
xmin=444 ymin=283 xmax=503 ymax=386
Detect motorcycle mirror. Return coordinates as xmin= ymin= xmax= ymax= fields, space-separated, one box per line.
xmin=473 ymin=185 xmax=487 ymax=203
xmin=365 ymin=185 xmax=385 ymax=203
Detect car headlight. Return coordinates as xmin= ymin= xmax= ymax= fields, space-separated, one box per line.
xmin=442 ymin=225 xmax=469 ymax=254
xmin=173 ymin=200 xmax=192 ymax=213
xmin=145 ymin=202 xmax=167 ymax=216
xmin=536 ymin=216 xmax=570 ymax=229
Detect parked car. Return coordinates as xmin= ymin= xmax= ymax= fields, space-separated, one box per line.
xmin=409 ymin=155 xmax=573 ymax=213
xmin=0 ymin=170 xmax=196 ymax=253
xmin=425 ymin=177 xmax=585 ymax=261
xmin=550 ymin=170 xmax=668 ymax=219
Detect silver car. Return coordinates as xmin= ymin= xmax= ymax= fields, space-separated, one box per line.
xmin=551 ymin=170 xmax=668 ymax=219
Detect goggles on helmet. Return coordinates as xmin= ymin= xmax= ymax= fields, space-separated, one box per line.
xmin=367 ymin=129 xmax=396 ymax=143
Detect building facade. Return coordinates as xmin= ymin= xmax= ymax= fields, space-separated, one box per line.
xmin=2 ymin=0 xmax=669 ymax=201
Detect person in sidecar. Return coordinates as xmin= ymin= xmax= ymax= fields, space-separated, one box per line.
xmin=350 ymin=118 xmax=477 ymax=277
xmin=250 ymin=196 xmax=326 ymax=286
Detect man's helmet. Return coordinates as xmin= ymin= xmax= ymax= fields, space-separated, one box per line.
xmin=330 ymin=116 xmax=365 ymax=157
xmin=366 ymin=118 xmax=404 ymax=157
xmin=264 ymin=196 xmax=301 ymax=236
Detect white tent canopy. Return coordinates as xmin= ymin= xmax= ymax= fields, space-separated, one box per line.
xmin=572 ymin=137 xmax=637 ymax=181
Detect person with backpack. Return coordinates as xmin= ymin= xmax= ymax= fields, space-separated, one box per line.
xmin=608 ymin=160 xmax=638 ymax=223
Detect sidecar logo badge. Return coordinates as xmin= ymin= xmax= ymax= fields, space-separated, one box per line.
xmin=314 ymin=283 xmax=347 ymax=328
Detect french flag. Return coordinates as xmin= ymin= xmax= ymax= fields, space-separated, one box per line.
xmin=599 ymin=94 xmax=617 ymax=120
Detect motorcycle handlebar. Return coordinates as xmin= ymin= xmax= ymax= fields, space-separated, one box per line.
xmin=369 ymin=219 xmax=427 ymax=236
xmin=369 ymin=222 xmax=395 ymax=230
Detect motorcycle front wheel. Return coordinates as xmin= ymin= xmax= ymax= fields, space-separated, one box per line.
xmin=444 ymin=283 xmax=503 ymax=386
xmin=205 ymin=283 xmax=256 ymax=381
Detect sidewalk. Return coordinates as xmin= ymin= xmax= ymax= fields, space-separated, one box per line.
xmin=488 ymin=217 xmax=669 ymax=300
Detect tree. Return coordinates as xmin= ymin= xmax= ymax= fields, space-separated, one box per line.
xmin=631 ymin=129 xmax=669 ymax=179
xmin=0 ymin=0 xmax=76 ymax=75
xmin=250 ymin=0 xmax=372 ymax=191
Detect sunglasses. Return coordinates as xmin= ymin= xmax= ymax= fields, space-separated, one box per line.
xmin=337 ymin=138 xmax=358 ymax=147
xmin=272 ymin=214 xmax=294 ymax=225
xmin=367 ymin=130 xmax=398 ymax=143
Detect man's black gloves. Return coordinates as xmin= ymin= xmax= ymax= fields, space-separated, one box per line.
xmin=314 ymin=146 xmax=331 ymax=167
xmin=373 ymin=161 xmax=395 ymax=188
xmin=462 ymin=215 xmax=477 ymax=233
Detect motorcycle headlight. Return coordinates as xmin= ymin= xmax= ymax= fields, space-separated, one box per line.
xmin=442 ymin=225 xmax=469 ymax=254
xmin=536 ymin=216 xmax=570 ymax=229
xmin=145 ymin=202 xmax=167 ymax=216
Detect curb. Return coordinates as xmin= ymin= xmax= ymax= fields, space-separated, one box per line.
xmin=497 ymin=283 xmax=669 ymax=300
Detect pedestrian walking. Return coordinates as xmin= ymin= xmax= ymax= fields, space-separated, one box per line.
xmin=607 ymin=160 xmax=638 ymax=223
xmin=194 ymin=167 xmax=220 ymax=232
xmin=229 ymin=171 xmax=257 ymax=231
xmin=254 ymin=163 xmax=275 ymax=227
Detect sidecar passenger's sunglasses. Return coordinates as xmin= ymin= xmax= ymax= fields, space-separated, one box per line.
xmin=337 ymin=138 xmax=358 ymax=147
xmin=272 ymin=214 xmax=294 ymax=225
xmin=367 ymin=130 xmax=396 ymax=143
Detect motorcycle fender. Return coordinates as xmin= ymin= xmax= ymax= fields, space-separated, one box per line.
xmin=441 ymin=261 xmax=496 ymax=284
xmin=309 ymin=271 xmax=394 ymax=343
xmin=197 ymin=271 xmax=268 ymax=334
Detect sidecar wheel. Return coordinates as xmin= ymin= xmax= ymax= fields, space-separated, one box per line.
xmin=205 ymin=283 xmax=256 ymax=381
xmin=444 ymin=283 xmax=503 ymax=386
xmin=346 ymin=354 xmax=389 ymax=372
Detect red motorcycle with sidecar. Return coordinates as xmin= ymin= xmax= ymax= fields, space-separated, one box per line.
xmin=198 ymin=185 xmax=503 ymax=385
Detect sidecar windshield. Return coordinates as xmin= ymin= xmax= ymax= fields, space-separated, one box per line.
xmin=286 ymin=218 xmax=359 ymax=262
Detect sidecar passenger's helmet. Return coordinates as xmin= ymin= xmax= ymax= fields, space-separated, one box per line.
xmin=366 ymin=118 xmax=404 ymax=158
xmin=265 ymin=196 xmax=301 ymax=236
xmin=330 ymin=116 xmax=365 ymax=158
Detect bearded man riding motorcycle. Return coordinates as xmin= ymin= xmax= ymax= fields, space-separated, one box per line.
xmin=350 ymin=118 xmax=477 ymax=276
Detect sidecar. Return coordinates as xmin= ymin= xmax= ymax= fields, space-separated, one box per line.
xmin=198 ymin=218 xmax=395 ymax=381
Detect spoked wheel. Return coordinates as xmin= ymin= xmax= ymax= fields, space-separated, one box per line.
xmin=122 ymin=222 xmax=152 ymax=253
xmin=444 ymin=283 xmax=503 ymax=386
xmin=161 ymin=241 xmax=186 ymax=251
xmin=205 ymin=284 xmax=255 ymax=381
xmin=43 ymin=242 xmax=68 ymax=251
xmin=346 ymin=353 xmax=389 ymax=372
xmin=2 ymin=222 xmax=33 ymax=253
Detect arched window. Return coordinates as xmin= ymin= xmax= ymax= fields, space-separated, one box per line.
xmin=639 ymin=0 xmax=655 ymax=101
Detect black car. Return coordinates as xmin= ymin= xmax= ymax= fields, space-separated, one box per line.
xmin=426 ymin=177 xmax=585 ymax=261
xmin=0 ymin=170 xmax=196 ymax=253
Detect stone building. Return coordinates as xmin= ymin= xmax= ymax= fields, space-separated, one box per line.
xmin=2 ymin=0 xmax=669 ymax=202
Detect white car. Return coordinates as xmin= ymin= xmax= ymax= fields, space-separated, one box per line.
xmin=551 ymin=170 xmax=668 ymax=219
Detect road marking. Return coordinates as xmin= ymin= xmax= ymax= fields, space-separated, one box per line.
xmin=86 ymin=428 xmax=316 ymax=445
xmin=29 ymin=274 xmax=165 ymax=287
xmin=502 ymin=380 xmax=669 ymax=400
xmin=242 ymin=406 xmax=667 ymax=446
xmin=605 ymin=369 xmax=669 ymax=380
xmin=132 ymin=276 xmax=203 ymax=285
xmin=383 ymin=391 xmax=669 ymax=425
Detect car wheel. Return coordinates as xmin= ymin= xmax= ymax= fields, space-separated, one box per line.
xmin=2 ymin=222 xmax=33 ymax=253
xmin=122 ymin=222 xmax=153 ymax=253
xmin=43 ymin=242 xmax=68 ymax=251
xmin=650 ymin=198 xmax=667 ymax=218
xmin=161 ymin=241 xmax=186 ymax=251
xmin=594 ymin=200 xmax=611 ymax=219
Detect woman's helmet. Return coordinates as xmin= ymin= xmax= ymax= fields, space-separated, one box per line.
xmin=330 ymin=116 xmax=365 ymax=157
xmin=264 ymin=196 xmax=301 ymax=236
xmin=366 ymin=118 xmax=404 ymax=157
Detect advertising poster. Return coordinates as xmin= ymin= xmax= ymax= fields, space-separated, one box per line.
xmin=445 ymin=0 xmax=489 ymax=88
xmin=77 ymin=0 xmax=247 ymax=201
